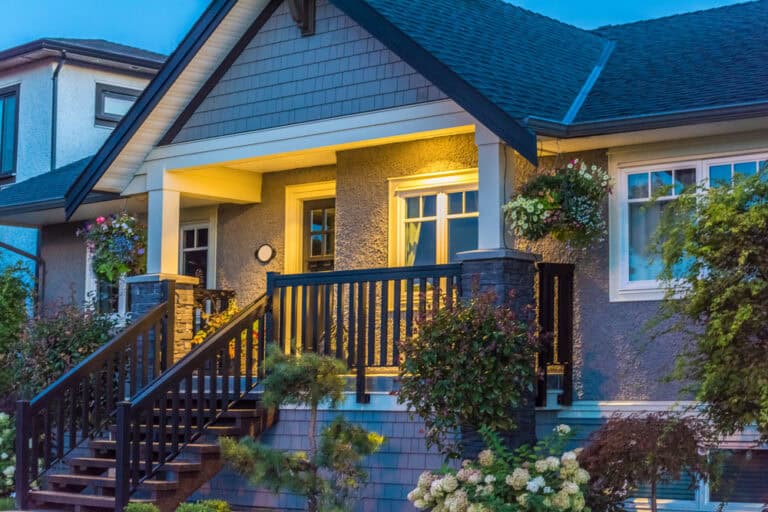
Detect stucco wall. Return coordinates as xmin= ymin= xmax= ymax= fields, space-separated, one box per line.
xmin=512 ymin=150 xmax=685 ymax=402
xmin=40 ymin=222 xmax=87 ymax=310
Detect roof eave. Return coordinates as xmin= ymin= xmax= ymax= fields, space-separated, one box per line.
xmin=0 ymin=39 xmax=164 ymax=71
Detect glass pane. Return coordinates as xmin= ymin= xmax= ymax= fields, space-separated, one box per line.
xmin=326 ymin=208 xmax=335 ymax=230
xmin=634 ymin=474 xmax=696 ymax=501
xmin=311 ymin=209 xmax=323 ymax=231
xmin=675 ymin=168 xmax=696 ymax=194
xmin=627 ymin=173 xmax=649 ymax=199
xmin=310 ymin=234 xmax=323 ymax=256
xmin=448 ymin=192 xmax=463 ymax=214
xmin=422 ymin=194 xmax=437 ymax=217
xmin=406 ymin=197 xmax=420 ymax=219
xmin=183 ymin=229 xmax=195 ymax=249
xmin=1 ymin=95 xmax=15 ymax=174
xmin=197 ymin=228 xmax=208 ymax=248
xmin=734 ymin=161 xmax=757 ymax=177
xmin=448 ymin=217 xmax=478 ymax=262
xmin=404 ymin=220 xmax=436 ymax=266
xmin=465 ymin=190 xmax=478 ymax=213
xmin=183 ymin=249 xmax=208 ymax=283
xmin=651 ymin=171 xmax=673 ymax=196
xmin=628 ymin=202 xmax=665 ymax=281
xmin=103 ymin=92 xmax=135 ymax=117
xmin=709 ymin=164 xmax=731 ymax=187
xmin=710 ymin=450 xmax=768 ymax=503
xmin=326 ymin=231 xmax=335 ymax=255
xmin=96 ymin=281 xmax=119 ymax=314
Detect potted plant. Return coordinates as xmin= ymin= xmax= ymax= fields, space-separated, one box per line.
xmin=503 ymin=159 xmax=611 ymax=247
xmin=77 ymin=212 xmax=147 ymax=284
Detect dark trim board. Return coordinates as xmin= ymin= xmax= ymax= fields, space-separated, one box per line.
xmin=0 ymin=83 xmax=20 ymax=183
xmin=64 ymin=0 xmax=240 ymax=219
xmin=159 ymin=0 xmax=284 ymax=146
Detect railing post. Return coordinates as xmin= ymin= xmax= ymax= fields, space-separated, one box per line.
xmin=356 ymin=287 xmax=369 ymax=404
xmin=265 ymin=272 xmax=277 ymax=346
xmin=114 ymin=401 xmax=131 ymax=512
xmin=161 ymin=280 xmax=176 ymax=371
xmin=15 ymin=400 xmax=30 ymax=510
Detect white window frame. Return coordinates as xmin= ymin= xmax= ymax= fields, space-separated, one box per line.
xmin=609 ymin=150 xmax=768 ymax=302
xmin=388 ymin=169 xmax=478 ymax=267
xmin=179 ymin=221 xmax=216 ymax=289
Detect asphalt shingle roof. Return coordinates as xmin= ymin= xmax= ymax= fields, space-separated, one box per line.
xmin=577 ymin=0 xmax=768 ymax=122
xmin=359 ymin=0 xmax=609 ymax=122
xmin=0 ymin=157 xmax=92 ymax=212
xmin=44 ymin=38 xmax=166 ymax=65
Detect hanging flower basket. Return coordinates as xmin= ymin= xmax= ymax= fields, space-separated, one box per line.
xmin=503 ymin=159 xmax=611 ymax=247
xmin=77 ymin=212 xmax=147 ymax=283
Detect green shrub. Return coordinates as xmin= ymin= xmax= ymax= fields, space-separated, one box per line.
xmin=124 ymin=502 xmax=160 ymax=512
xmin=0 ymin=497 xmax=15 ymax=511
xmin=0 ymin=412 xmax=15 ymax=497
xmin=0 ymin=263 xmax=32 ymax=403
xmin=175 ymin=504 xmax=210 ymax=512
xmin=10 ymin=300 xmax=117 ymax=397
xmin=398 ymin=292 xmax=538 ymax=457
xmin=175 ymin=501 xmax=230 ymax=512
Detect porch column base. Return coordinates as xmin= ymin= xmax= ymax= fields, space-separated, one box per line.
xmin=456 ymin=248 xmax=539 ymax=453
xmin=127 ymin=274 xmax=199 ymax=362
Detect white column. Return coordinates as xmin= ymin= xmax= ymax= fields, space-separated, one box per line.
xmin=475 ymin=125 xmax=512 ymax=250
xmin=146 ymin=188 xmax=180 ymax=275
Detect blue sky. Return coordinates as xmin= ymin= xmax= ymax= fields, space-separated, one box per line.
xmin=0 ymin=0 xmax=747 ymax=55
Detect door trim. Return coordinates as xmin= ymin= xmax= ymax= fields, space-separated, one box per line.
xmin=284 ymin=180 xmax=336 ymax=274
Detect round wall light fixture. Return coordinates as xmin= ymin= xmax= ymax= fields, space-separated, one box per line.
xmin=255 ymin=243 xmax=276 ymax=264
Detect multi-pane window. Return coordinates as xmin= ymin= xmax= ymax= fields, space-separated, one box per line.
xmin=403 ymin=188 xmax=478 ymax=265
xmin=95 ymin=84 xmax=139 ymax=126
xmin=0 ymin=86 xmax=19 ymax=176
xmin=614 ymin=152 xmax=768 ymax=301
xmin=181 ymin=225 xmax=209 ymax=285
xmin=304 ymin=199 xmax=335 ymax=272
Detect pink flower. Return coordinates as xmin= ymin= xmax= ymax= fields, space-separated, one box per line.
xmin=96 ymin=216 xmax=106 ymax=224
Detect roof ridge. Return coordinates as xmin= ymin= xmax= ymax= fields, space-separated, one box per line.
xmin=591 ymin=0 xmax=764 ymax=32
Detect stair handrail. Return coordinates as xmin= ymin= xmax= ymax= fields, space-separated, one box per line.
xmin=16 ymin=299 xmax=173 ymax=510
xmin=114 ymin=293 xmax=270 ymax=511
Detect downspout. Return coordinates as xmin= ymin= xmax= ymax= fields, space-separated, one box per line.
xmin=50 ymin=50 xmax=66 ymax=172
xmin=0 ymin=239 xmax=46 ymax=314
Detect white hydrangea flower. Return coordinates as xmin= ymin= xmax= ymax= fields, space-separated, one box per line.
xmin=535 ymin=459 xmax=549 ymax=472
xmin=574 ymin=468 xmax=590 ymax=484
xmin=554 ymin=424 xmax=572 ymax=436
xmin=506 ymin=467 xmax=530 ymax=490
xmin=484 ymin=474 xmax=496 ymax=484
xmin=545 ymin=456 xmax=560 ymax=470
xmin=442 ymin=474 xmax=459 ymax=492
xmin=526 ymin=475 xmax=546 ymax=493
xmin=543 ymin=486 xmax=554 ymax=494
xmin=477 ymin=449 xmax=494 ymax=467
xmin=562 ymin=481 xmax=580 ymax=495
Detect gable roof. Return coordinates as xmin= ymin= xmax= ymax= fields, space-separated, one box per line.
xmin=0 ymin=38 xmax=165 ymax=74
xmin=577 ymin=0 xmax=768 ymax=123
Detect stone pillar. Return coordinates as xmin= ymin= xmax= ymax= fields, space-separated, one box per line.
xmin=456 ymin=248 xmax=539 ymax=456
xmin=126 ymin=274 xmax=199 ymax=363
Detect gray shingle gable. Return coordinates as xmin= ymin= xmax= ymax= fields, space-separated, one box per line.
xmin=577 ymin=0 xmax=768 ymax=122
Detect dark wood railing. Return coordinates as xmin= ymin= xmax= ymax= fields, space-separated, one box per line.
xmin=535 ymin=263 xmax=575 ymax=407
xmin=114 ymin=294 xmax=269 ymax=511
xmin=15 ymin=300 xmax=173 ymax=509
xmin=266 ymin=264 xmax=462 ymax=403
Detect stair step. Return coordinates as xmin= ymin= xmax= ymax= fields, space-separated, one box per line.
xmin=152 ymin=408 xmax=262 ymax=419
xmin=29 ymin=489 xmax=115 ymax=509
xmin=90 ymin=439 xmax=219 ymax=455
xmin=47 ymin=474 xmax=178 ymax=492
xmin=108 ymin=423 xmax=243 ymax=438
xmin=68 ymin=457 xmax=201 ymax=473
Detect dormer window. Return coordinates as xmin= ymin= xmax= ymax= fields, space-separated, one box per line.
xmin=0 ymin=85 xmax=19 ymax=177
xmin=95 ymin=83 xmax=139 ymax=126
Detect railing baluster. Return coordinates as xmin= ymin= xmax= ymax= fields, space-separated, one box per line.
xmin=418 ymin=276 xmax=427 ymax=320
xmin=81 ymin=377 xmax=90 ymax=440
xmin=301 ymin=285 xmax=308 ymax=351
xmin=209 ymin=355 xmax=218 ymax=418
xmin=43 ymin=406 xmax=52 ymax=468
xmin=144 ymin=408 xmax=153 ymax=479
xmin=130 ymin=336 xmax=138 ymax=396
xmin=171 ymin=382 xmax=181 ymax=454
xmin=234 ymin=326 xmax=242 ymax=397
xmin=367 ymin=281 xmax=375 ymax=367
xmin=197 ymin=365 xmax=205 ymax=436
xmin=323 ymin=283 xmax=332 ymax=355
xmin=141 ymin=330 xmax=150 ymax=388
xmin=405 ymin=278 xmax=414 ymax=339
xmin=432 ymin=274 xmax=440 ymax=316
xmin=310 ymin=284 xmax=319 ymax=353
xmin=393 ymin=279 xmax=401 ymax=365
xmin=106 ymin=355 xmax=115 ymax=415
xmin=153 ymin=321 xmax=163 ymax=380
xmin=347 ymin=282 xmax=356 ymax=368
xmin=184 ymin=374 xmax=193 ymax=442
xmin=158 ymin=400 xmax=167 ymax=466
xmin=335 ymin=283 xmax=343 ymax=360
xmin=289 ymin=286 xmax=297 ymax=355
xmin=68 ymin=386 xmax=76 ymax=451
xmin=257 ymin=316 xmax=266 ymax=380
xmin=278 ymin=286 xmax=286 ymax=349
xmin=222 ymin=341 xmax=230 ymax=407
xmin=56 ymin=399 xmax=64 ymax=461
xmin=380 ymin=279 xmax=388 ymax=367
xmin=114 ymin=402 xmax=131 ymax=512
xmin=245 ymin=324 xmax=254 ymax=389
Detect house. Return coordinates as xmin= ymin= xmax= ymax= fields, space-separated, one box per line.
xmin=0 ymin=38 xmax=164 ymax=308
xmin=6 ymin=0 xmax=768 ymax=510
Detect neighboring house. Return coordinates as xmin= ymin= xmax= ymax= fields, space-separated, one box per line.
xmin=6 ymin=0 xmax=768 ymax=511
xmin=0 ymin=38 xmax=164 ymax=308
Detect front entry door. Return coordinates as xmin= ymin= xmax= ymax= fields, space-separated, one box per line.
xmin=303 ymin=198 xmax=335 ymax=272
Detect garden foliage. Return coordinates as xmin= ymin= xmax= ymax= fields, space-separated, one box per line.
xmin=398 ymin=292 xmax=538 ymax=457
xmin=0 ymin=263 xmax=32 ymax=402
xmin=503 ymin=159 xmax=611 ymax=247
xmin=578 ymin=412 xmax=718 ymax=512
xmin=652 ymin=169 xmax=768 ymax=440
xmin=77 ymin=212 xmax=146 ymax=283
xmin=408 ymin=425 xmax=590 ymax=512
xmin=220 ymin=348 xmax=383 ymax=512
xmin=0 ymin=413 xmax=15 ymax=497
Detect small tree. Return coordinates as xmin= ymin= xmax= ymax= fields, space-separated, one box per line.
xmin=398 ymin=292 xmax=538 ymax=458
xmin=0 ymin=263 xmax=32 ymax=404
xmin=578 ymin=412 xmax=718 ymax=512
xmin=220 ymin=348 xmax=384 ymax=512
xmin=652 ymin=169 xmax=768 ymax=440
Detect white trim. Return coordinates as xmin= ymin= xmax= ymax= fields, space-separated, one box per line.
xmin=137 ymin=100 xmax=476 ymax=177
xmin=609 ymin=148 xmax=768 ymax=302
xmin=284 ymin=181 xmax=336 ymax=274
xmin=387 ymin=169 xmax=479 ymax=267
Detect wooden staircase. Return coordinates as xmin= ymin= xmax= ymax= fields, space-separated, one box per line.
xmin=28 ymin=397 xmax=273 ymax=512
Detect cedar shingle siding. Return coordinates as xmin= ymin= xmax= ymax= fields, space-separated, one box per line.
xmin=172 ymin=0 xmax=446 ymax=144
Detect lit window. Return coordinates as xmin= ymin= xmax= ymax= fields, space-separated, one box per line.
xmin=95 ymin=84 xmax=139 ymax=126
xmin=401 ymin=188 xmax=478 ymax=265
xmin=181 ymin=225 xmax=209 ymax=286
xmin=0 ymin=85 xmax=18 ymax=177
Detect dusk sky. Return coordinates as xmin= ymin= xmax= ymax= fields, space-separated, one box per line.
xmin=0 ymin=0 xmax=748 ymax=56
